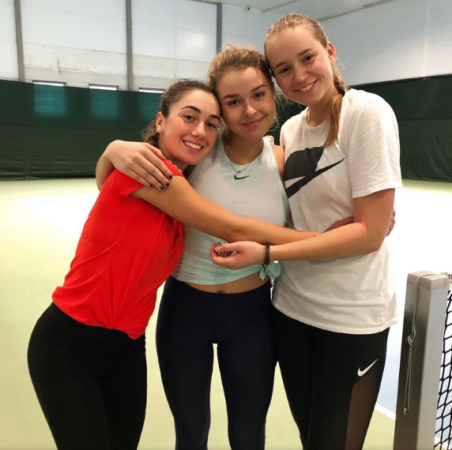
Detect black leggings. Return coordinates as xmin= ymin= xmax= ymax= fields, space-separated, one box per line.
xmin=156 ymin=277 xmax=276 ymax=450
xmin=273 ymin=307 xmax=389 ymax=450
xmin=28 ymin=303 xmax=147 ymax=450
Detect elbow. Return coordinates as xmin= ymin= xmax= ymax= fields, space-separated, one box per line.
xmin=364 ymin=234 xmax=385 ymax=254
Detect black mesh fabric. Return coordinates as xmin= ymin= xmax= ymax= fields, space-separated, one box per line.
xmin=435 ymin=289 xmax=452 ymax=449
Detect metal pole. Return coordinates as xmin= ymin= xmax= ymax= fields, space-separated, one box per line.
xmin=394 ymin=271 xmax=449 ymax=450
xmin=126 ymin=0 xmax=133 ymax=90
xmin=14 ymin=0 xmax=25 ymax=81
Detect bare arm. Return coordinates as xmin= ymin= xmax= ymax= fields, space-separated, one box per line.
xmin=95 ymin=140 xmax=172 ymax=190
xmin=96 ymin=152 xmax=115 ymax=190
xmin=210 ymin=189 xmax=395 ymax=268
xmin=131 ymin=176 xmax=319 ymax=244
xmin=271 ymin=189 xmax=395 ymax=260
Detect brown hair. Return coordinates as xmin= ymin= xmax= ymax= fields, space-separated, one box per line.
xmin=207 ymin=44 xmax=279 ymax=132
xmin=208 ymin=44 xmax=275 ymax=95
xmin=265 ymin=14 xmax=347 ymax=147
xmin=142 ymin=79 xmax=217 ymax=146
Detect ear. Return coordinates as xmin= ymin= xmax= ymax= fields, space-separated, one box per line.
xmin=156 ymin=112 xmax=164 ymax=133
xmin=327 ymin=42 xmax=337 ymax=65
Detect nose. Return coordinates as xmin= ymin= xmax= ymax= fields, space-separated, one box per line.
xmin=192 ymin=122 xmax=206 ymax=138
xmin=293 ymin=62 xmax=308 ymax=84
xmin=243 ymin=101 xmax=257 ymax=117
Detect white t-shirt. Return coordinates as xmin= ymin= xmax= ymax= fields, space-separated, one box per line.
xmin=273 ymin=89 xmax=403 ymax=335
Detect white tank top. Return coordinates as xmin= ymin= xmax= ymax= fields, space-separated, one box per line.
xmin=172 ymin=136 xmax=290 ymax=285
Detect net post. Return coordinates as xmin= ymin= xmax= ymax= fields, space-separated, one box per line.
xmin=394 ymin=271 xmax=449 ymax=450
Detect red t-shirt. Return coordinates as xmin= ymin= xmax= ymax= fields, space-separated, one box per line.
xmin=53 ymin=161 xmax=184 ymax=339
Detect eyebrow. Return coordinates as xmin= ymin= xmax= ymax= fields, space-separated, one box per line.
xmin=221 ymin=84 xmax=268 ymax=101
xmin=180 ymin=105 xmax=220 ymax=121
xmin=272 ymin=49 xmax=313 ymax=70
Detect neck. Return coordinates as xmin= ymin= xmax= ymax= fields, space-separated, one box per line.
xmin=307 ymin=85 xmax=338 ymax=127
xmin=222 ymin=131 xmax=264 ymax=165
xmin=158 ymin=142 xmax=187 ymax=171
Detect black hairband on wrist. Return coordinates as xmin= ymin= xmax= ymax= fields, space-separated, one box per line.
xmin=263 ymin=242 xmax=271 ymax=268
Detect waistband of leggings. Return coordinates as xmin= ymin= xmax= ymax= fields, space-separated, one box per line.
xmin=168 ymin=276 xmax=271 ymax=301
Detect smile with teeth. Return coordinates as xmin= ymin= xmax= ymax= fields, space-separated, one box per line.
xmin=184 ymin=141 xmax=203 ymax=150
xmin=296 ymin=81 xmax=316 ymax=92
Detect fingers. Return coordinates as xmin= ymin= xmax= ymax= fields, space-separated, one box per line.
xmin=144 ymin=144 xmax=174 ymax=182
xmin=210 ymin=243 xmax=235 ymax=267
xmin=213 ymin=243 xmax=237 ymax=254
xmin=144 ymin=144 xmax=165 ymax=159
xmin=127 ymin=170 xmax=153 ymax=188
xmin=123 ymin=166 xmax=159 ymax=189
xmin=128 ymin=157 xmax=169 ymax=190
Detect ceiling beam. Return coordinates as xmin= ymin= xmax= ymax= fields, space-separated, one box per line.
xmin=216 ymin=2 xmax=222 ymax=53
xmin=13 ymin=0 xmax=25 ymax=82
xmin=125 ymin=0 xmax=133 ymax=91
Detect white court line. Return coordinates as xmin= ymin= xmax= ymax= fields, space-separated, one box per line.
xmin=375 ymin=403 xmax=396 ymax=420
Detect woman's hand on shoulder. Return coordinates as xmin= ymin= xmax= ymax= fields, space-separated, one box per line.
xmin=105 ymin=140 xmax=173 ymax=189
xmin=210 ymin=242 xmax=263 ymax=270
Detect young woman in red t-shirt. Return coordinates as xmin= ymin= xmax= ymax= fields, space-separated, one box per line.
xmin=27 ymin=79 xmax=319 ymax=450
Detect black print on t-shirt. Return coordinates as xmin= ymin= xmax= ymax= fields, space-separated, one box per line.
xmin=284 ymin=146 xmax=345 ymax=198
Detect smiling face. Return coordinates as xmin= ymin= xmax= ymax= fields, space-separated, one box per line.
xmin=156 ymin=89 xmax=220 ymax=169
xmin=216 ymin=67 xmax=275 ymax=141
xmin=265 ymin=25 xmax=337 ymax=108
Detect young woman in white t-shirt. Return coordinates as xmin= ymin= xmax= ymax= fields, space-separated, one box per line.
xmin=211 ymin=14 xmax=402 ymax=450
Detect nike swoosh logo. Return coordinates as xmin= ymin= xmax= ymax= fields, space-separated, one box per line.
xmin=285 ymin=158 xmax=344 ymax=198
xmin=234 ymin=175 xmax=250 ymax=180
xmin=357 ymin=359 xmax=378 ymax=377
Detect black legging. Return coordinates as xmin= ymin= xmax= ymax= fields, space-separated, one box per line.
xmin=156 ymin=277 xmax=276 ymax=450
xmin=273 ymin=307 xmax=389 ymax=450
xmin=28 ymin=303 xmax=147 ymax=450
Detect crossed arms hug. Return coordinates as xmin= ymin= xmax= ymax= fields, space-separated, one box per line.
xmin=96 ymin=142 xmax=323 ymax=246
xmin=211 ymin=188 xmax=395 ymax=269
xmin=96 ymin=140 xmax=395 ymax=266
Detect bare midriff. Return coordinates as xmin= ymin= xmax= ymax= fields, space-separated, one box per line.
xmin=186 ymin=272 xmax=268 ymax=294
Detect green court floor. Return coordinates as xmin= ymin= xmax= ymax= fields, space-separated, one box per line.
xmin=0 ymin=178 xmax=413 ymax=449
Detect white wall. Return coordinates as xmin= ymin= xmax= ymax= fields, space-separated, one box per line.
xmin=133 ymin=0 xmax=216 ymax=89
xmin=0 ymin=0 xmax=18 ymax=80
xmin=222 ymin=5 xmax=280 ymax=53
xmin=21 ymin=0 xmax=127 ymax=88
xmin=0 ymin=0 xmax=451 ymax=89
xmin=1 ymin=0 xmax=217 ymax=89
xmin=323 ymin=0 xmax=452 ymax=86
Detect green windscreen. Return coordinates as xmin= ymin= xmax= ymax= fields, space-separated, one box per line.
xmin=1 ymin=76 xmax=451 ymax=182
xmin=0 ymin=80 xmax=161 ymax=180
